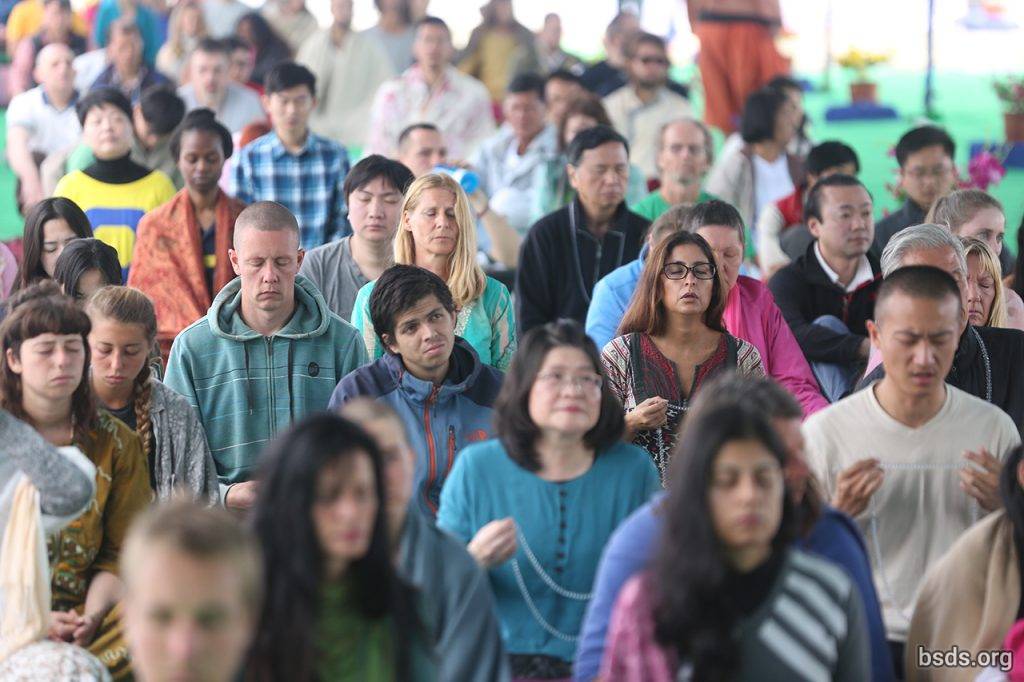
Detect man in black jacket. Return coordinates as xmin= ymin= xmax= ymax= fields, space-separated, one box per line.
xmin=768 ymin=174 xmax=880 ymax=401
xmin=859 ymin=222 xmax=1024 ymax=435
xmin=515 ymin=125 xmax=649 ymax=334
xmin=872 ymin=125 xmax=956 ymax=254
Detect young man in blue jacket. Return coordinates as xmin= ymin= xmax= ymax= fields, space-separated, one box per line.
xmin=329 ymin=264 xmax=503 ymax=517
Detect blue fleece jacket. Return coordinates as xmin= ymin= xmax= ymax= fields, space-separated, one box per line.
xmin=573 ymin=494 xmax=893 ymax=682
xmin=328 ymin=337 xmax=503 ymax=517
xmin=585 ymin=256 xmax=643 ymax=352
xmin=164 ymin=275 xmax=368 ymax=495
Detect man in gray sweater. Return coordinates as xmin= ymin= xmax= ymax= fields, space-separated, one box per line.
xmin=299 ymin=155 xmax=414 ymax=322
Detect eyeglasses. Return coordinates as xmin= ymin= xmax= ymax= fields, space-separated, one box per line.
xmin=637 ymin=56 xmax=669 ymax=66
xmin=536 ymin=371 xmax=603 ymax=392
xmin=662 ymin=261 xmax=716 ymax=280
xmin=905 ymin=164 xmax=955 ymax=180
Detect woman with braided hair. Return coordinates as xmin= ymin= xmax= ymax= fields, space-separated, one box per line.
xmin=85 ymin=286 xmax=219 ymax=504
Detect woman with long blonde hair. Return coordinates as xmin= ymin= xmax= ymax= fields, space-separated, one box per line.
xmin=155 ymin=0 xmax=208 ymax=82
xmin=350 ymin=173 xmax=517 ymax=370
xmin=929 ymin=188 xmax=1024 ymax=328
xmin=85 ymin=286 xmax=219 ymax=503
xmin=961 ymin=236 xmax=1022 ymax=331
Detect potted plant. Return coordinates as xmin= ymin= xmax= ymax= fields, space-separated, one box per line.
xmin=994 ymin=77 xmax=1024 ymax=143
xmin=837 ymin=49 xmax=889 ymax=104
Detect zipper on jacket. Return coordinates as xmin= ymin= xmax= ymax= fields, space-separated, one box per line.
xmin=593 ymin=241 xmax=604 ymax=290
xmin=447 ymin=425 xmax=456 ymax=474
xmin=264 ymin=337 xmax=275 ymax=436
xmin=422 ymin=385 xmax=441 ymax=513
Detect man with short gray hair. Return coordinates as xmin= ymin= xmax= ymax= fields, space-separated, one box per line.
xmin=165 ymin=201 xmax=368 ymax=510
xmin=860 ymin=222 xmax=1024 ymax=434
xmin=629 ymin=117 xmax=717 ymax=222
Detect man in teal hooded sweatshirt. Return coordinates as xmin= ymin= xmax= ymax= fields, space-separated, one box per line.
xmin=165 ymin=201 xmax=368 ymax=510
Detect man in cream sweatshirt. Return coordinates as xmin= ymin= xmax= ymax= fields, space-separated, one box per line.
xmin=804 ymin=265 xmax=1020 ymax=671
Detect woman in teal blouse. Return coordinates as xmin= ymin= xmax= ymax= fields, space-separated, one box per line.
xmin=438 ymin=320 xmax=659 ymax=680
xmin=351 ymin=173 xmax=516 ymax=370
xmin=247 ymin=414 xmax=435 ymax=681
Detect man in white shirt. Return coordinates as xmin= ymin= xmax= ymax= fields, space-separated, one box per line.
xmin=471 ymin=73 xmax=558 ymax=236
xmin=768 ymin=174 xmax=881 ymax=401
xmin=178 ymin=38 xmax=264 ymax=134
xmin=6 ymin=42 xmax=81 ymax=210
xmin=804 ymin=265 xmax=1019 ymax=664
xmin=366 ymin=16 xmax=495 ymax=160
xmin=602 ymin=32 xmax=692 ymax=180
xmin=296 ymin=0 xmax=394 ymax=148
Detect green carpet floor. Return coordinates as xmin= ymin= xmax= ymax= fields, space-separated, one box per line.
xmin=0 ymin=66 xmax=1020 ymax=247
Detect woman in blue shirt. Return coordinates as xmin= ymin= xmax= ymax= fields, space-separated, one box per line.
xmin=438 ymin=320 xmax=660 ymax=680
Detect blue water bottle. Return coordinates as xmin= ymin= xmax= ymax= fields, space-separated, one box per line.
xmin=433 ymin=165 xmax=479 ymax=194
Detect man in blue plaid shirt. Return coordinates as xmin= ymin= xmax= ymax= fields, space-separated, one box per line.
xmin=233 ymin=62 xmax=350 ymax=250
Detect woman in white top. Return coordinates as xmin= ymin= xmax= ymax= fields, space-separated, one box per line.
xmin=706 ymin=87 xmax=803 ymax=233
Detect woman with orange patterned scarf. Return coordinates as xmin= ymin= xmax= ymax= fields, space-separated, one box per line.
xmin=127 ymin=108 xmax=245 ymax=359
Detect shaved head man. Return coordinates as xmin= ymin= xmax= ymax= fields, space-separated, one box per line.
xmin=164 ymin=201 xmax=368 ymax=511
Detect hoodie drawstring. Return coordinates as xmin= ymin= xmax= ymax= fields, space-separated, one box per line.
xmin=287 ymin=343 xmax=295 ymax=423
xmin=243 ymin=344 xmax=254 ymax=415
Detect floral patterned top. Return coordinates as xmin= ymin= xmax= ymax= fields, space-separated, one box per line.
xmin=48 ymin=412 xmax=152 ymax=611
xmin=365 ymin=64 xmax=496 ymax=159
xmin=601 ymin=332 xmax=765 ymax=483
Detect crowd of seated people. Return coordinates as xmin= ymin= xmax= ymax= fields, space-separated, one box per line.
xmin=2 ymin=2 xmax=1024 ymax=681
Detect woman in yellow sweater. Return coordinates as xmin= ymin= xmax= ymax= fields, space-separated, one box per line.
xmin=53 ymin=87 xmax=175 ymax=281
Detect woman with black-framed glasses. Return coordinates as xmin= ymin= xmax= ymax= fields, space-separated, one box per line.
xmin=602 ymin=231 xmax=765 ymax=482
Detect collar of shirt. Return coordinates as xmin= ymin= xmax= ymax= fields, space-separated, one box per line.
xmin=902 ymin=200 xmax=927 ymax=223
xmin=40 ymin=87 xmax=78 ymax=112
xmin=814 ymin=242 xmax=873 ymax=292
xmin=571 ymin=195 xmax=629 ymax=235
xmin=619 ymin=84 xmax=674 ymax=110
xmin=498 ymin=123 xmax=556 ymax=158
xmin=405 ymin=63 xmax=453 ymax=95
xmin=269 ymin=130 xmax=317 ymax=159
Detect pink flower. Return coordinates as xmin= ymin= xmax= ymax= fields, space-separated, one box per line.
xmin=964 ymin=151 xmax=1007 ymax=191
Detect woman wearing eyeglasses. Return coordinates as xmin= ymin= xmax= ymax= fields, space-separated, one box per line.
xmin=438 ymin=320 xmax=659 ymax=681
xmin=602 ymin=231 xmax=765 ymax=482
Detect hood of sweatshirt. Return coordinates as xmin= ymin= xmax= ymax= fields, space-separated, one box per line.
xmin=206 ymin=274 xmax=333 ymax=341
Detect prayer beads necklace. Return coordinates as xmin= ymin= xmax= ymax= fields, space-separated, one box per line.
xmin=511 ymin=528 xmax=592 ymax=643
